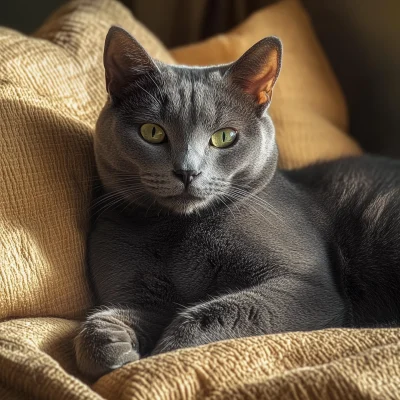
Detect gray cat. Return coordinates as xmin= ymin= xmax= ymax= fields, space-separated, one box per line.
xmin=75 ymin=26 xmax=400 ymax=379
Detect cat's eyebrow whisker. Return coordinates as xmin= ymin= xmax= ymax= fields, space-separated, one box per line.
xmin=153 ymin=62 xmax=162 ymax=75
xmin=145 ymin=71 xmax=163 ymax=100
xmin=135 ymin=83 xmax=162 ymax=107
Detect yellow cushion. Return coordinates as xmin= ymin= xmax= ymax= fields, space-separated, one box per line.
xmin=1 ymin=318 xmax=399 ymax=399
xmin=171 ymin=0 xmax=362 ymax=169
xmin=0 ymin=0 xmax=173 ymax=320
xmin=93 ymin=328 xmax=400 ymax=399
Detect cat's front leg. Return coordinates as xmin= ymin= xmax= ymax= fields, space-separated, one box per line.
xmin=75 ymin=307 xmax=167 ymax=379
xmin=153 ymin=276 xmax=345 ymax=354
xmin=152 ymin=297 xmax=247 ymax=354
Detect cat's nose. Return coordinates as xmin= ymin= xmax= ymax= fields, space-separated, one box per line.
xmin=173 ymin=170 xmax=201 ymax=187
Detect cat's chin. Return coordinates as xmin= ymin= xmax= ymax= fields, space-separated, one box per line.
xmin=156 ymin=194 xmax=212 ymax=215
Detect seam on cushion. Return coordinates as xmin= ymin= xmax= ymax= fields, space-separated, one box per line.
xmin=33 ymin=0 xmax=133 ymax=54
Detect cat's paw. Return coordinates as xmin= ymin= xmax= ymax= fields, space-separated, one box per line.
xmin=151 ymin=315 xmax=193 ymax=355
xmin=152 ymin=301 xmax=231 ymax=355
xmin=74 ymin=310 xmax=139 ymax=380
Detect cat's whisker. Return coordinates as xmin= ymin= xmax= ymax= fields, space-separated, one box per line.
xmin=228 ymin=190 xmax=273 ymax=219
xmin=221 ymin=193 xmax=240 ymax=214
xmin=135 ymin=83 xmax=162 ymax=108
xmin=94 ymin=188 xmax=148 ymax=220
xmin=91 ymin=185 xmax=146 ymax=209
xmin=234 ymin=200 xmax=272 ymax=225
xmin=247 ymin=195 xmax=286 ymax=224
xmin=91 ymin=186 xmax=146 ymax=215
xmin=92 ymin=192 xmax=128 ymax=213
xmin=218 ymin=196 xmax=236 ymax=219
xmin=145 ymin=198 xmax=157 ymax=217
xmin=120 ymin=193 xmax=148 ymax=214
xmin=93 ymin=197 xmax=127 ymax=223
xmin=145 ymin=72 xmax=163 ymax=100
xmin=220 ymin=190 xmax=279 ymax=227
xmin=227 ymin=184 xmax=286 ymax=224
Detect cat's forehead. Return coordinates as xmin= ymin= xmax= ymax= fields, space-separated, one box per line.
xmin=156 ymin=65 xmax=249 ymax=128
xmin=118 ymin=64 xmax=255 ymax=132
xmin=166 ymin=65 xmax=224 ymax=82
xmin=161 ymin=66 xmax=225 ymax=101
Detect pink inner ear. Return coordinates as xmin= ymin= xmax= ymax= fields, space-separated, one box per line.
xmin=243 ymin=54 xmax=279 ymax=105
xmin=257 ymin=91 xmax=270 ymax=105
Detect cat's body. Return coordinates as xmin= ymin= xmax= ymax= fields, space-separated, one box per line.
xmin=287 ymin=156 xmax=400 ymax=326
xmin=89 ymin=167 xmax=342 ymax=342
xmin=75 ymin=27 xmax=400 ymax=379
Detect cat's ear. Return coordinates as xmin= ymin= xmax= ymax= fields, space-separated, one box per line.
xmin=104 ymin=26 xmax=159 ymax=96
xmin=226 ymin=37 xmax=282 ymax=107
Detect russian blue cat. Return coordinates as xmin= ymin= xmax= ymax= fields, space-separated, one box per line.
xmin=75 ymin=27 xmax=400 ymax=379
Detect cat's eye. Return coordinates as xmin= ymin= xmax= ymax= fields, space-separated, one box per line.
xmin=140 ymin=123 xmax=166 ymax=144
xmin=210 ymin=129 xmax=237 ymax=148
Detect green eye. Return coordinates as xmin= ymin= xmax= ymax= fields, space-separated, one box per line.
xmin=140 ymin=123 xmax=166 ymax=144
xmin=210 ymin=128 xmax=237 ymax=148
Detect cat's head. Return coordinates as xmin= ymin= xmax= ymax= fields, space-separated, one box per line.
xmin=95 ymin=26 xmax=282 ymax=215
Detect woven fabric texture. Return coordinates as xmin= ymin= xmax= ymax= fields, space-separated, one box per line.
xmin=1 ymin=318 xmax=400 ymax=399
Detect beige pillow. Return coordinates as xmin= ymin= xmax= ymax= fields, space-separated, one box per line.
xmin=0 ymin=0 xmax=173 ymax=320
xmin=171 ymin=0 xmax=362 ymax=169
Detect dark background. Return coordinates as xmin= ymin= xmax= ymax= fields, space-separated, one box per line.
xmin=1 ymin=0 xmax=399 ymax=157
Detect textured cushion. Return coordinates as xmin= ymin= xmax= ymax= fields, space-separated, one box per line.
xmin=1 ymin=318 xmax=400 ymax=399
xmin=0 ymin=0 xmax=173 ymax=320
xmin=93 ymin=328 xmax=400 ymax=399
xmin=171 ymin=0 xmax=362 ymax=169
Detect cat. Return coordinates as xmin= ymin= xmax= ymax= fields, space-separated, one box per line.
xmin=75 ymin=26 xmax=400 ymax=380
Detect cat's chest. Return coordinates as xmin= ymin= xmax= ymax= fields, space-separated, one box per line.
xmin=93 ymin=206 xmax=328 ymax=305
xmin=139 ymin=216 xmax=252 ymax=290
xmin=127 ymin=213 xmax=304 ymax=302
